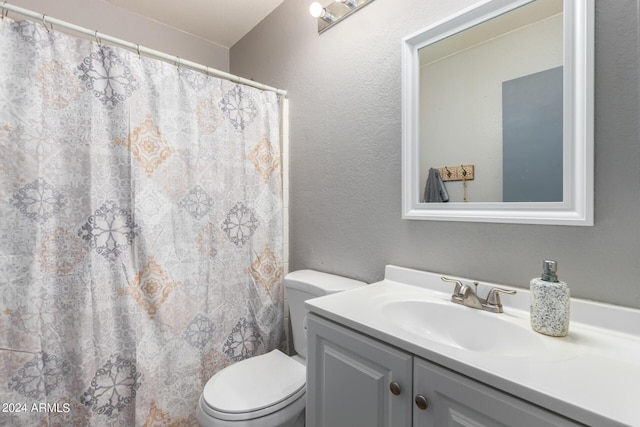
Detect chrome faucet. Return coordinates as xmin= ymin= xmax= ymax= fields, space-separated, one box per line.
xmin=441 ymin=277 xmax=516 ymax=313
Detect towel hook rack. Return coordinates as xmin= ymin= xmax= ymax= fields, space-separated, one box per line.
xmin=437 ymin=165 xmax=475 ymax=182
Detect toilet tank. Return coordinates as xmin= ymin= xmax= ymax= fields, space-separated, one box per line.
xmin=285 ymin=270 xmax=366 ymax=360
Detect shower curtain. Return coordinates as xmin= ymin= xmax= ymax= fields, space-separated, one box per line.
xmin=0 ymin=17 xmax=284 ymax=426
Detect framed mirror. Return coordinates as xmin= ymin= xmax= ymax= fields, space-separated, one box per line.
xmin=401 ymin=0 xmax=593 ymax=225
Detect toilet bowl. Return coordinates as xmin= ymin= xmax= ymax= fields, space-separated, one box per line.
xmin=197 ymin=350 xmax=306 ymax=427
xmin=196 ymin=270 xmax=366 ymax=427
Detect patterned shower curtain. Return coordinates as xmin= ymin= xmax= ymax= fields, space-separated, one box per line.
xmin=0 ymin=17 xmax=284 ymax=426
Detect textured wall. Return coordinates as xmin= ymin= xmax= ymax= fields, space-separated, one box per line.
xmin=6 ymin=0 xmax=229 ymax=71
xmin=235 ymin=0 xmax=640 ymax=308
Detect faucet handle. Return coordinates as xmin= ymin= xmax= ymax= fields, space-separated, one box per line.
xmin=485 ymin=287 xmax=517 ymax=312
xmin=441 ymin=277 xmax=464 ymax=296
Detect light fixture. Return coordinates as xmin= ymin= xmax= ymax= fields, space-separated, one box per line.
xmin=309 ymin=2 xmax=335 ymax=23
xmin=309 ymin=0 xmax=375 ymax=34
xmin=335 ymin=0 xmax=358 ymax=8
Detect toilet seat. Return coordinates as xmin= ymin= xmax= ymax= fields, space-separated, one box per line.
xmin=201 ymin=350 xmax=306 ymax=422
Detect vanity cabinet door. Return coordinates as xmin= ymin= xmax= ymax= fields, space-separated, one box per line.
xmin=307 ymin=313 xmax=413 ymax=427
xmin=413 ymin=357 xmax=584 ymax=427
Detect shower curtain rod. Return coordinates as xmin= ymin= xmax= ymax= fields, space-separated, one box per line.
xmin=0 ymin=2 xmax=287 ymax=97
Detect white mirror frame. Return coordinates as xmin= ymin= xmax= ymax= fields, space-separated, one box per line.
xmin=401 ymin=0 xmax=594 ymax=226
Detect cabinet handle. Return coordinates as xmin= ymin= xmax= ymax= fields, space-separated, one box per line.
xmin=389 ymin=381 xmax=401 ymax=396
xmin=415 ymin=394 xmax=428 ymax=410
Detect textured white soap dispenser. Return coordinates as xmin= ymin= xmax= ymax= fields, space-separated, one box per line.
xmin=530 ymin=260 xmax=570 ymax=337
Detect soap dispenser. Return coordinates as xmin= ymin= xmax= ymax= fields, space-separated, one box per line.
xmin=530 ymin=260 xmax=570 ymax=337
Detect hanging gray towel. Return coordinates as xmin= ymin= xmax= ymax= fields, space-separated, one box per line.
xmin=424 ymin=168 xmax=449 ymax=203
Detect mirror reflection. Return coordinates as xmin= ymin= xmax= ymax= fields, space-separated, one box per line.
xmin=419 ymin=0 xmax=563 ymax=203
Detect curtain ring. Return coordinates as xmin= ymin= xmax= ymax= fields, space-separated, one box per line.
xmin=94 ymin=30 xmax=102 ymax=47
xmin=136 ymin=43 xmax=141 ymax=59
xmin=42 ymin=14 xmax=51 ymax=32
xmin=175 ymin=56 xmax=181 ymax=70
xmin=1 ymin=2 xmax=8 ymax=20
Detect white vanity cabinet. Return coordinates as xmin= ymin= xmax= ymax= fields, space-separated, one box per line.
xmin=412 ymin=358 xmax=582 ymax=427
xmin=306 ymin=313 xmax=413 ymax=427
xmin=307 ymin=313 xmax=583 ymax=427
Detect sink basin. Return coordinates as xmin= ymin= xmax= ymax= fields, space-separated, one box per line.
xmin=382 ymin=299 xmax=547 ymax=357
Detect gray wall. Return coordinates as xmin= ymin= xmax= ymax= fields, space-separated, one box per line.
xmin=6 ymin=0 xmax=229 ymax=71
xmin=234 ymin=0 xmax=640 ymax=308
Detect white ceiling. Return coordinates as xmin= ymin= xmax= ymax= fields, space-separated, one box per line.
xmin=419 ymin=0 xmax=563 ymax=66
xmin=104 ymin=0 xmax=287 ymax=48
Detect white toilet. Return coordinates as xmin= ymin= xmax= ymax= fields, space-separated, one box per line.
xmin=196 ymin=270 xmax=366 ymax=427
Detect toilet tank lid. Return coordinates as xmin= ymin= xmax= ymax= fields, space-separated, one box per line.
xmin=284 ymin=270 xmax=366 ymax=295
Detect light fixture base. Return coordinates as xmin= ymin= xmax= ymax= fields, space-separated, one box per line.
xmin=316 ymin=0 xmax=375 ymax=34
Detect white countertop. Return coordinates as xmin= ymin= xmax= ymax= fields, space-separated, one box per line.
xmin=305 ymin=265 xmax=640 ymax=427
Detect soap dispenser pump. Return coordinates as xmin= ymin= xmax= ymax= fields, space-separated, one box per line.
xmin=530 ymin=260 xmax=570 ymax=337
